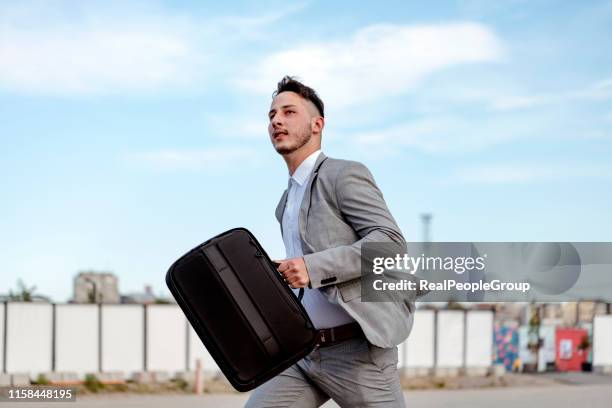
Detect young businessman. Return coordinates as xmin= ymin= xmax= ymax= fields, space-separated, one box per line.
xmin=245 ymin=77 xmax=414 ymax=408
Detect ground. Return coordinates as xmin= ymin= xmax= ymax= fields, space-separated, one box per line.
xmin=4 ymin=373 xmax=612 ymax=407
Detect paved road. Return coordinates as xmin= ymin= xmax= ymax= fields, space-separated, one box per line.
xmin=6 ymin=384 xmax=612 ymax=408
xmin=540 ymin=372 xmax=612 ymax=385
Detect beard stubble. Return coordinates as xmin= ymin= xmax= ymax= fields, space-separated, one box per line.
xmin=274 ymin=124 xmax=312 ymax=155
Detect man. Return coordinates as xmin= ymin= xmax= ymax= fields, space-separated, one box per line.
xmin=246 ymin=77 xmax=414 ymax=408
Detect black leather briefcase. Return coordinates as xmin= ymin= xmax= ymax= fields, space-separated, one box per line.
xmin=166 ymin=227 xmax=317 ymax=391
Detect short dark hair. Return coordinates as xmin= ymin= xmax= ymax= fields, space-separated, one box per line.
xmin=273 ymin=76 xmax=324 ymax=117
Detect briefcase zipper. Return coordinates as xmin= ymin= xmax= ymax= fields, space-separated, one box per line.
xmin=247 ymin=235 xmax=317 ymax=336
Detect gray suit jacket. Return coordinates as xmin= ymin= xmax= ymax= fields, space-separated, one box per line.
xmin=275 ymin=152 xmax=414 ymax=348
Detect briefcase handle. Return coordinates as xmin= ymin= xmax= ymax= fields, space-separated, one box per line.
xmin=272 ymin=261 xmax=304 ymax=302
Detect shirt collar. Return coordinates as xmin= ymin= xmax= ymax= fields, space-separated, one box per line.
xmin=290 ymin=150 xmax=321 ymax=186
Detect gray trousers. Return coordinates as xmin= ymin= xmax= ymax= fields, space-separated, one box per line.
xmin=245 ymin=338 xmax=405 ymax=408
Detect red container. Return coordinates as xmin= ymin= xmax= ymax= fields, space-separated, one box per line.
xmin=555 ymin=328 xmax=588 ymax=371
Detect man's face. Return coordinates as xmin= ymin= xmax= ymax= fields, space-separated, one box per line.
xmin=268 ymin=91 xmax=315 ymax=155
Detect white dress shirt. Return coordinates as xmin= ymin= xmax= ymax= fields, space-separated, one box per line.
xmin=281 ymin=150 xmax=355 ymax=329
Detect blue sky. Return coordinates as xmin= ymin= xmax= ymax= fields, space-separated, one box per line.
xmin=1 ymin=0 xmax=611 ymax=302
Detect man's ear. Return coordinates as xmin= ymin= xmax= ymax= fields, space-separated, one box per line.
xmin=312 ymin=116 xmax=324 ymax=136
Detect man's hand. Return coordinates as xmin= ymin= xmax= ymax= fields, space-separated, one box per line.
xmin=275 ymin=257 xmax=310 ymax=288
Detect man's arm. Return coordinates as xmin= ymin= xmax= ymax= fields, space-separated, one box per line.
xmin=303 ymin=161 xmax=405 ymax=289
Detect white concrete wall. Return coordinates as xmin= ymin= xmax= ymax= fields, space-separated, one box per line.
xmin=0 ymin=304 xmax=501 ymax=376
xmin=146 ymin=305 xmax=186 ymax=372
xmin=5 ymin=303 xmax=53 ymax=377
xmin=0 ymin=303 xmax=4 ymax=372
xmin=55 ymin=304 xmax=98 ymax=377
xmin=436 ymin=310 xmax=464 ymax=368
xmin=518 ymin=325 xmax=536 ymax=365
xmin=465 ymin=311 xmax=493 ymax=367
xmin=540 ymin=325 xmax=556 ymax=363
xmin=594 ymin=315 xmax=612 ymax=367
xmin=101 ymin=305 xmax=143 ymax=373
xmin=188 ymin=326 xmax=220 ymax=374
xmin=404 ymin=310 xmax=435 ymax=368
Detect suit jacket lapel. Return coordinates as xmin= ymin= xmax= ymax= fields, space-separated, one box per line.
xmin=298 ymin=152 xmax=327 ymax=252
xmin=275 ymin=188 xmax=289 ymax=235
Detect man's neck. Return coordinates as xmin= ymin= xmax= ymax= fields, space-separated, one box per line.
xmin=283 ymin=146 xmax=320 ymax=175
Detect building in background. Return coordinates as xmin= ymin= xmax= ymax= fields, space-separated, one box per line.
xmin=561 ymin=301 xmax=611 ymax=326
xmin=121 ymin=284 xmax=157 ymax=304
xmin=73 ymin=271 xmax=120 ymax=303
xmin=493 ymin=303 xmax=528 ymax=325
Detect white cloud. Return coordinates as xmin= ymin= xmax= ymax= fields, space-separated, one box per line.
xmin=455 ymin=163 xmax=612 ymax=184
xmin=581 ymin=78 xmax=612 ymax=100
xmin=126 ymin=147 xmax=260 ymax=171
xmin=209 ymin=2 xmax=310 ymax=39
xmin=0 ymin=1 xmax=308 ymax=96
xmin=351 ymin=115 xmax=531 ymax=155
xmin=0 ymin=27 xmax=201 ymax=95
xmin=236 ymin=22 xmax=504 ymax=107
xmin=203 ymin=112 xmax=270 ymax=140
xmin=346 ymin=99 xmax=610 ymax=156
xmin=0 ymin=3 xmax=203 ymax=95
xmin=491 ymin=78 xmax=612 ymax=111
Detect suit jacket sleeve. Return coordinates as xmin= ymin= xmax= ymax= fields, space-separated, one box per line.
xmin=303 ymin=161 xmax=405 ymax=288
